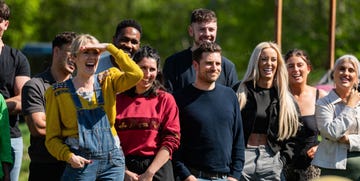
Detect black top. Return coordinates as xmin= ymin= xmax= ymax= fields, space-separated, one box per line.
xmin=292 ymin=89 xmax=320 ymax=169
xmin=173 ymin=84 xmax=245 ymax=180
xmin=0 ymin=45 xmax=31 ymax=138
xmin=253 ymin=86 xmax=271 ymax=134
xmin=163 ymin=47 xmax=238 ymax=93
xmin=234 ymin=81 xmax=298 ymax=165
xmin=22 ymin=69 xmax=61 ymax=163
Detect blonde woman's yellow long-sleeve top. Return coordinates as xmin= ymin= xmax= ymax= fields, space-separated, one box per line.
xmin=45 ymin=44 xmax=143 ymax=162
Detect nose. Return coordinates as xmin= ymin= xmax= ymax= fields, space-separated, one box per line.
xmin=143 ymin=69 xmax=151 ymax=77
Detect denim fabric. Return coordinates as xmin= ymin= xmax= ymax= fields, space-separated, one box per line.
xmin=61 ymin=76 xmax=125 ymax=180
xmin=10 ymin=137 xmax=23 ymax=181
xmin=241 ymin=145 xmax=284 ymax=181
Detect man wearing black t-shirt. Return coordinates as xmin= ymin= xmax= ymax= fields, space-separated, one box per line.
xmin=22 ymin=32 xmax=77 ymax=181
xmin=0 ymin=2 xmax=31 ymax=181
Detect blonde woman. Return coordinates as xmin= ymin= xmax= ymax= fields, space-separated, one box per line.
xmin=234 ymin=42 xmax=299 ymax=181
xmin=45 ymin=34 xmax=143 ymax=180
xmin=312 ymin=55 xmax=360 ymax=180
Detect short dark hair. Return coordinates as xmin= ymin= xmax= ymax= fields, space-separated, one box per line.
xmin=133 ymin=45 xmax=165 ymax=95
xmin=114 ymin=19 xmax=142 ymax=37
xmin=0 ymin=1 xmax=10 ymax=21
xmin=52 ymin=32 xmax=78 ymax=49
xmin=190 ymin=8 xmax=217 ymax=24
xmin=192 ymin=42 xmax=222 ymax=63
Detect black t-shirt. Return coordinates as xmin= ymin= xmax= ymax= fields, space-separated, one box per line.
xmin=0 ymin=45 xmax=31 ymax=138
xmin=22 ymin=69 xmax=60 ymax=162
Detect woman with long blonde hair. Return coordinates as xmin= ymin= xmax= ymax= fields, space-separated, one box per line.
xmin=234 ymin=42 xmax=299 ymax=180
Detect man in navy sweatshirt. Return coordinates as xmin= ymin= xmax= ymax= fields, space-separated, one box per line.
xmin=173 ymin=42 xmax=244 ymax=181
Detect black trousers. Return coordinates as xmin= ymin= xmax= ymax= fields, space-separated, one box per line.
xmin=28 ymin=161 xmax=66 ymax=181
xmin=126 ymin=155 xmax=175 ymax=181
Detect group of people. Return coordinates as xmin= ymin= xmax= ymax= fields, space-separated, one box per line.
xmin=1 ymin=1 xmax=360 ymax=181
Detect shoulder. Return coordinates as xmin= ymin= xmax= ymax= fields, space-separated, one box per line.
xmin=221 ymin=56 xmax=236 ymax=67
xmin=316 ymin=90 xmax=337 ymax=106
xmin=5 ymin=45 xmax=28 ymax=60
xmin=49 ymin=81 xmax=70 ymax=96
xmin=217 ymin=84 xmax=237 ymax=95
xmin=157 ymin=90 xmax=175 ymax=100
xmin=165 ymin=48 xmax=190 ymax=63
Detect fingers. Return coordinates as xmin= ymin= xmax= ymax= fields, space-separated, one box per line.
xmin=70 ymin=155 xmax=92 ymax=168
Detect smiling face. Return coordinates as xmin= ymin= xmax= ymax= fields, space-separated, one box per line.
xmin=194 ymin=51 xmax=221 ymax=84
xmin=73 ymin=43 xmax=101 ymax=77
xmin=136 ymin=57 xmax=158 ymax=94
xmin=286 ymin=56 xmax=311 ymax=85
xmin=113 ymin=27 xmax=141 ymax=57
xmin=258 ymin=47 xmax=278 ymax=82
xmin=53 ymin=43 xmax=75 ymax=74
xmin=189 ymin=21 xmax=217 ymax=47
xmin=333 ymin=59 xmax=358 ymax=91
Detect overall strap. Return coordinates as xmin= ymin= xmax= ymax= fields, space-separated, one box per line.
xmin=66 ymin=79 xmax=83 ymax=109
xmin=94 ymin=74 xmax=104 ymax=105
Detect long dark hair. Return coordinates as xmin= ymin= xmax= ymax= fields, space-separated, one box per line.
xmin=133 ymin=45 xmax=166 ymax=96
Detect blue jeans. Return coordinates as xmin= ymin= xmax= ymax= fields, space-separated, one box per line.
xmin=61 ymin=149 xmax=125 ymax=181
xmin=10 ymin=137 xmax=23 ymax=181
xmin=62 ymin=78 xmax=125 ymax=180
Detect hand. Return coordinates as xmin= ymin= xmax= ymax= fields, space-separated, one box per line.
xmin=227 ymin=176 xmax=238 ymax=181
xmin=124 ymin=170 xmax=139 ymax=181
xmin=306 ymin=145 xmax=318 ymax=159
xmin=67 ymin=153 xmax=92 ymax=168
xmin=338 ymin=134 xmax=350 ymax=144
xmin=80 ymin=43 xmax=110 ymax=53
xmin=346 ymin=88 xmax=360 ymax=108
xmin=184 ymin=175 xmax=197 ymax=181
xmin=138 ymin=170 xmax=154 ymax=181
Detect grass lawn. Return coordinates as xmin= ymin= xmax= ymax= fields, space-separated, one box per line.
xmin=19 ymin=122 xmax=30 ymax=181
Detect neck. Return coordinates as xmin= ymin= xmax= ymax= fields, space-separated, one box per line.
xmin=257 ymin=79 xmax=273 ymax=89
xmin=193 ymin=81 xmax=215 ymax=91
xmin=335 ymin=87 xmax=351 ymax=100
xmin=289 ymin=83 xmax=306 ymax=96
xmin=190 ymin=43 xmax=198 ymax=52
xmin=51 ymin=66 xmax=71 ymax=83
xmin=135 ymin=85 xmax=150 ymax=95
xmin=72 ymin=75 xmax=94 ymax=90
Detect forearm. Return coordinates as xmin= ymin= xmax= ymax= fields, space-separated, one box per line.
xmin=5 ymin=95 xmax=21 ymax=115
xmin=145 ymin=147 xmax=170 ymax=176
xmin=107 ymin=44 xmax=143 ymax=90
xmin=24 ymin=113 xmax=46 ymax=136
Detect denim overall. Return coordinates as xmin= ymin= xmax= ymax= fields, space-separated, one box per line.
xmin=61 ymin=76 xmax=125 ymax=181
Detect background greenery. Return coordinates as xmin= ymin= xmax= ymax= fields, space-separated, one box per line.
xmin=4 ymin=0 xmax=358 ymax=180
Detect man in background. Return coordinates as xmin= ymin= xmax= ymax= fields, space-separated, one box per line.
xmin=163 ymin=8 xmax=238 ymax=93
xmin=22 ymin=32 xmax=77 ymax=181
xmin=0 ymin=2 xmax=31 ymax=181
xmin=96 ymin=19 xmax=142 ymax=73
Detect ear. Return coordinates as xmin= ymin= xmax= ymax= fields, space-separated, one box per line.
xmin=3 ymin=20 xmax=9 ymax=30
xmin=192 ymin=60 xmax=198 ymax=69
xmin=188 ymin=25 xmax=193 ymax=37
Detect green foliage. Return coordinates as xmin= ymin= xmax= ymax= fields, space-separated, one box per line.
xmin=4 ymin=0 xmax=360 ymax=81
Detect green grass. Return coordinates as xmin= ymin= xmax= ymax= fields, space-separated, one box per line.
xmin=19 ymin=122 xmax=30 ymax=181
